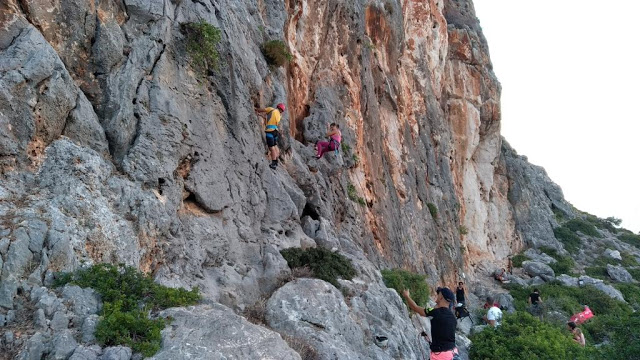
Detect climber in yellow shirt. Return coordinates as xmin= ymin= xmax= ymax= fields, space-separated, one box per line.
xmin=255 ymin=103 xmax=286 ymax=169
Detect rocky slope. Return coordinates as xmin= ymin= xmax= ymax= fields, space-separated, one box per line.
xmin=0 ymin=0 xmax=594 ymax=359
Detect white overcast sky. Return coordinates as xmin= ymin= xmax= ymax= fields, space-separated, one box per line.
xmin=472 ymin=0 xmax=640 ymax=233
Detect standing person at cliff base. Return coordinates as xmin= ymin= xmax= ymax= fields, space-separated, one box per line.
xmin=255 ymin=103 xmax=285 ymax=169
xmin=402 ymin=287 xmax=459 ymax=360
xmin=455 ymin=282 xmax=466 ymax=306
xmin=528 ymin=288 xmax=544 ymax=320
xmin=315 ymin=123 xmax=341 ymax=159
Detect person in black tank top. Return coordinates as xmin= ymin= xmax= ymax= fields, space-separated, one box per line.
xmin=528 ymin=289 xmax=542 ymax=305
xmin=403 ymin=286 xmax=458 ymax=359
xmin=528 ymin=289 xmax=544 ymax=319
xmin=456 ymin=282 xmax=465 ymax=305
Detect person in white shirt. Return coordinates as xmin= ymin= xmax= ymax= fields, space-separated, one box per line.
xmin=483 ymin=296 xmax=503 ymax=327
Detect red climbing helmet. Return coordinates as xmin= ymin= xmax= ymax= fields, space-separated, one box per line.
xmin=277 ymin=103 xmax=286 ymax=112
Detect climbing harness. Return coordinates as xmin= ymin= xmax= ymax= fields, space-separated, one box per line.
xmin=330 ymin=137 xmax=341 ymax=155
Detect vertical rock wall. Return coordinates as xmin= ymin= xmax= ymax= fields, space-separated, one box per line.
xmin=0 ymin=0 xmax=535 ymax=304
xmin=0 ymin=0 xmax=576 ymax=357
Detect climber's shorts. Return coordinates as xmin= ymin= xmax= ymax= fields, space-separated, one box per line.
xmin=431 ymin=348 xmax=459 ymax=360
xmin=265 ymin=131 xmax=279 ymax=148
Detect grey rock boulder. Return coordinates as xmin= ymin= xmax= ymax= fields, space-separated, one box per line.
xmin=494 ymin=293 xmax=516 ymax=312
xmin=100 ymin=346 xmax=132 ymax=360
xmin=50 ymin=311 xmax=70 ymax=330
xmin=266 ymin=278 xmax=398 ymax=360
xmin=150 ymin=304 xmax=300 ymax=360
xmin=62 ymin=285 xmax=101 ymax=325
xmin=456 ymin=334 xmax=472 ymax=360
xmin=604 ymin=249 xmax=622 ymax=261
xmin=82 ymin=314 xmax=100 ymax=343
xmin=524 ymin=248 xmax=557 ymax=265
xmin=0 ymin=279 xmax=18 ymax=309
xmin=556 ymin=274 xmax=579 ymax=287
xmin=51 ymin=330 xmax=79 ymax=360
xmin=70 ymin=345 xmax=102 ymax=360
xmin=579 ymin=276 xmax=626 ymax=302
xmin=0 ymin=24 xmax=79 ymax=167
xmin=528 ymin=276 xmax=546 ymax=286
xmin=34 ymin=308 xmax=47 ymax=329
xmin=606 ymin=264 xmax=634 ymax=283
xmin=522 ymin=261 xmax=555 ymax=279
xmin=17 ymin=332 xmax=50 ymax=360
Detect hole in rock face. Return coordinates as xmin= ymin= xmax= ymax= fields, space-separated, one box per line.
xmin=158 ymin=178 xmax=166 ymax=185
xmin=285 ymin=230 xmax=294 ymax=237
xmin=302 ymin=203 xmax=320 ymax=220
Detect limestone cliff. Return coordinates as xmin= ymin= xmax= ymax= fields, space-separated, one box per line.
xmin=0 ymin=0 xmax=576 ymax=358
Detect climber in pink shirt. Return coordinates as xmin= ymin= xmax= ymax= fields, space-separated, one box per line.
xmin=315 ymin=123 xmax=342 ymax=159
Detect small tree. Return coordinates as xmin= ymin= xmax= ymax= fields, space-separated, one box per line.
xmin=605 ymin=216 xmax=622 ymax=226
xmin=183 ymin=21 xmax=222 ymax=77
xmin=261 ymin=40 xmax=292 ymax=67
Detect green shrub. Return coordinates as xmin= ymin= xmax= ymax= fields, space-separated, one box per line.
xmin=183 ymin=21 xmax=222 ymax=76
xmin=585 ymin=215 xmax=618 ymax=233
xmin=552 ymin=206 xmax=566 ymax=222
xmin=341 ymin=143 xmax=351 ymax=152
xmin=618 ymin=231 xmax=640 ymax=248
xmin=459 ymin=225 xmax=468 ymax=235
xmin=565 ymin=218 xmax=601 ymax=237
xmin=582 ymin=312 xmax=640 ymax=358
xmin=620 ymin=252 xmax=639 ymax=267
xmin=261 ymin=40 xmax=292 ymax=67
xmin=469 ymin=312 xmax=594 ymax=360
xmin=511 ymin=253 xmax=529 ymax=268
xmin=553 ymin=226 xmax=582 ymax=253
xmin=280 ymin=247 xmax=356 ymax=288
xmin=427 ymin=203 xmax=438 ymax=219
xmin=614 ymin=283 xmax=640 ymax=311
xmin=627 ymin=267 xmax=640 ymax=280
xmin=539 ymin=247 xmax=575 ymax=275
xmin=96 ymin=302 xmax=165 ymax=356
xmin=504 ymin=283 xmax=631 ymax=317
xmin=54 ymin=264 xmax=200 ymax=356
xmin=381 ymin=269 xmax=429 ymax=308
xmin=347 ymin=183 xmax=366 ymax=206
xmin=584 ymin=266 xmax=608 ymax=280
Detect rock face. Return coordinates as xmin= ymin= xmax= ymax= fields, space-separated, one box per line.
xmin=502 ymin=141 xmax=574 ymax=251
xmin=522 ymin=261 xmax=555 ymax=280
xmin=152 ymin=304 xmax=301 ymax=360
xmin=0 ymin=0 xmax=595 ymax=358
xmin=607 ymin=264 xmax=634 ymax=283
xmin=604 ymin=249 xmax=623 ymax=261
xmin=266 ymin=278 xmax=422 ymax=359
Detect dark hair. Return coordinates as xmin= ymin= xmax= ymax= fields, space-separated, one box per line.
xmin=533 ymin=288 xmax=539 ymax=293
xmin=330 ymin=123 xmax=339 ymax=129
xmin=568 ymin=321 xmax=577 ymax=330
xmin=459 ymin=282 xmax=464 ymax=285
xmin=486 ymin=296 xmax=494 ymax=304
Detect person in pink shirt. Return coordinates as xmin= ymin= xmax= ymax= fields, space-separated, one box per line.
xmin=315 ymin=123 xmax=341 ymax=159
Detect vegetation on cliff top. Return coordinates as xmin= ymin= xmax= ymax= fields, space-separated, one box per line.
xmin=55 ymin=264 xmax=200 ymax=356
